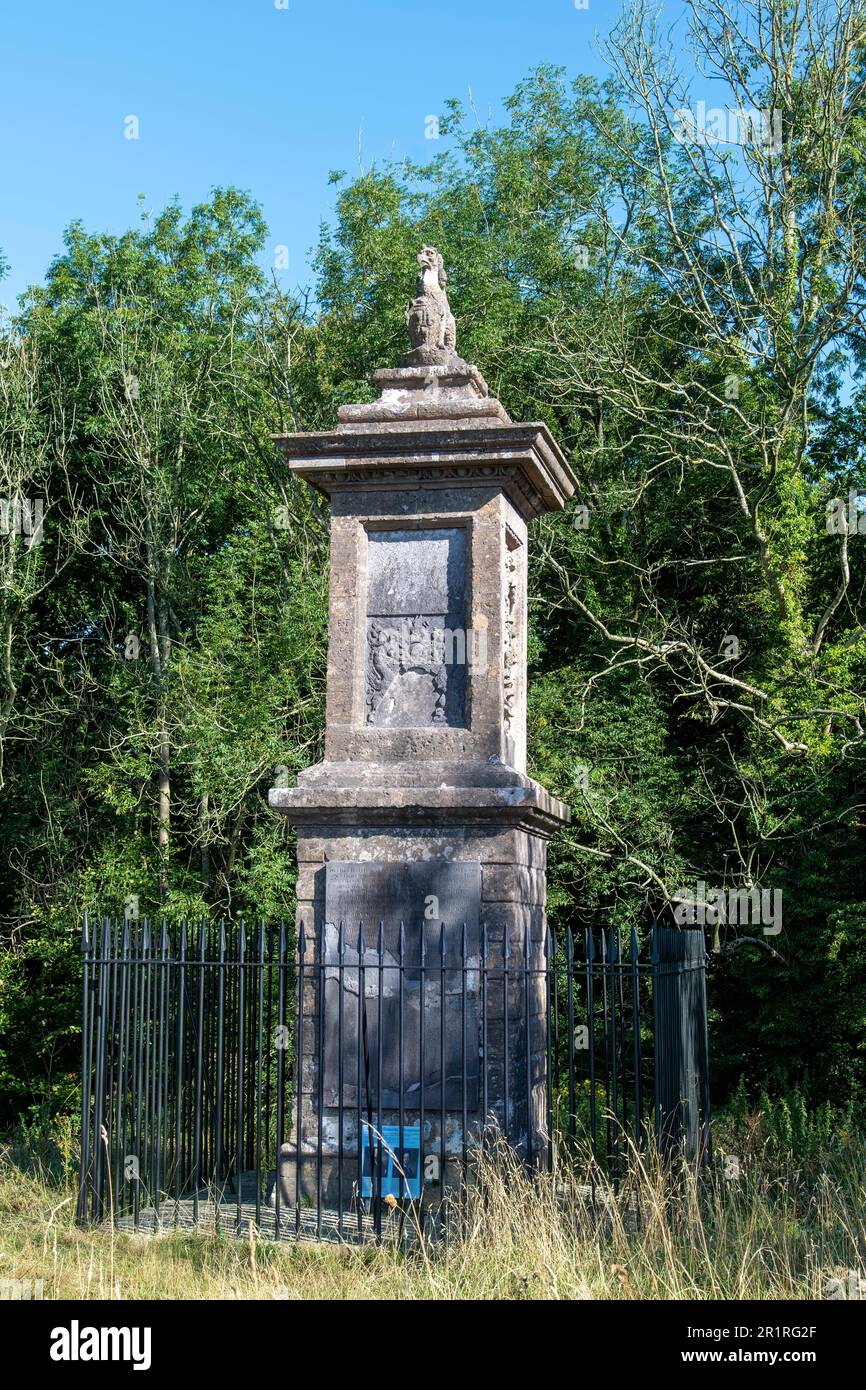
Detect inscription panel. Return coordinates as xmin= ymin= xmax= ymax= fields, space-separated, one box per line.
xmin=365 ymin=528 xmax=467 ymax=728
xmin=322 ymin=861 xmax=481 ymax=1109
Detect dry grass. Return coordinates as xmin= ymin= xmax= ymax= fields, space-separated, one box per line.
xmin=1 ymin=1134 xmax=862 ymax=1300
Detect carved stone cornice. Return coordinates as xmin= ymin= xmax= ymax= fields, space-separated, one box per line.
xmin=274 ymin=421 xmax=575 ymax=521
xmin=268 ymin=779 xmax=571 ymax=837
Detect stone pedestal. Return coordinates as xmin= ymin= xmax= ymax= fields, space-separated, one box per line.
xmin=270 ymin=348 xmax=576 ymax=1204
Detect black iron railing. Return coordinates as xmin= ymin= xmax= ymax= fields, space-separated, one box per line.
xmin=77 ymin=917 xmax=710 ymax=1242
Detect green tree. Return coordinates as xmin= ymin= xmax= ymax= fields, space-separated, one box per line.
xmin=0 ymin=192 xmax=327 ymax=1123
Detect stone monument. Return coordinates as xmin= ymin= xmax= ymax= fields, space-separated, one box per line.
xmin=270 ymin=248 xmax=576 ymax=1204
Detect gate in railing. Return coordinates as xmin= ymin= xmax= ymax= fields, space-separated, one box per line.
xmin=76 ymin=916 xmax=710 ymax=1242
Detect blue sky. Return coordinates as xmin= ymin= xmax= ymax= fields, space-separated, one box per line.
xmin=0 ymin=0 xmax=632 ymax=310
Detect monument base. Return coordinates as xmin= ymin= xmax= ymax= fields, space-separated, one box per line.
xmin=270 ymin=774 xmax=565 ymax=1194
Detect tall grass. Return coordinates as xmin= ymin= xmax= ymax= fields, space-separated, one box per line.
xmin=1 ymin=1115 xmax=862 ymax=1300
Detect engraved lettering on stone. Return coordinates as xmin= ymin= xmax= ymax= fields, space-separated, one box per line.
xmin=323 ymin=862 xmax=481 ymax=1110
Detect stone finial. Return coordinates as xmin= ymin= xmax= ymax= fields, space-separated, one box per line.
xmin=402 ymin=246 xmax=462 ymax=367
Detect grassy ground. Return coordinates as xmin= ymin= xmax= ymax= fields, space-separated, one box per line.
xmin=1 ymin=1126 xmax=863 ymax=1300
